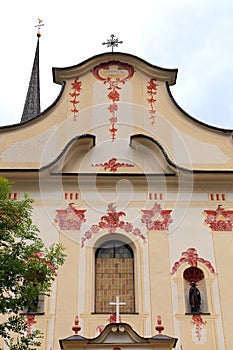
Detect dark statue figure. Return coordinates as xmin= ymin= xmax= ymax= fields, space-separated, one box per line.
xmin=27 ymin=296 xmax=39 ymax=313
xmin=189 ymin=282 xmax=201 ymax=314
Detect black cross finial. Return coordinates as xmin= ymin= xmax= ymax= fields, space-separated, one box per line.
xmin=102 ymin=34 xmax=123 ymax=52
xmin=35 ymin=18 xmax=44 ymax=38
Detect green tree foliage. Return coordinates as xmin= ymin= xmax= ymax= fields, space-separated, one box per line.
xmin=0 ymin=177 xmax=66 ymax=349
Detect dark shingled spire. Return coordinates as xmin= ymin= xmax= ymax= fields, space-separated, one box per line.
xmin=21 ymin=35 xmax=41 ymax=123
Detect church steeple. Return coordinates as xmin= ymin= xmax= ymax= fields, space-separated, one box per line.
xmin=21 ymin=21 xmax=43 ymax=123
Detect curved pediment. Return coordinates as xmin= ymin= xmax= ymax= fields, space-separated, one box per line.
xmin=130 ymin=134 xmax=178 ymax=174
xmin=59 ymin=323 xmax=177 ymax=349
xmin=53 ymin=52 xmax=177 ymax=86
xmin=89 ymin=323 xmax=148 ymax=344
xmin=38 ymin=129 xmax=233 ymax=175
xmin=41 ymin=134 xmax=95 ymax=173
xmin=40 ymin=132 xmax=177 ymax=176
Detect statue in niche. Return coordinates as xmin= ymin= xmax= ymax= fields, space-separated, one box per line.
xmin=189 ymin=282 xmax=201 ymax=314
xmin=27 ymin=296 xmax=39 ymax=313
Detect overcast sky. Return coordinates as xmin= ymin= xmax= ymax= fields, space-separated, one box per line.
xmin=0 ymin=0 xmax=232 ymax=128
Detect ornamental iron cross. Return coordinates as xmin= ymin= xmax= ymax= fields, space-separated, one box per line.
xmin=109 ymin=295 xmax=126 ymax=323
xmin=102 ymin=34 xmax=123 ymax=52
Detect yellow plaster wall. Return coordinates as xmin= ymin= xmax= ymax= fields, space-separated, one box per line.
xmin=1 ymin=53 xmax=233 ymax=349
xmin=53 ymin=233 xmax=80 ymax=344
xmin=211 ymin=232 xmax=233 ymax=350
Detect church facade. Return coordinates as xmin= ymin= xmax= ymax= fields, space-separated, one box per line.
xmin=1 ymin=41 xmax=233 ymax=349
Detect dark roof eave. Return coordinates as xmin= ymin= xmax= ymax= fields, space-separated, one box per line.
xmin=0 ymin=82 xmax=65 ymax=130
xmin=166 ymin=82 xmax=233 ymax=134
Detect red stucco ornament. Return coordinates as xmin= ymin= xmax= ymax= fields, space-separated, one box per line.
xmin=55 ymin=203 xmax=86 ymax=230
xmin=204 ymin=204 xmax=233 ymax=231
xmin=171 ymin=247 xmax=216 ymax=275
xmin=141 ymin=202 xmax=173 ymax=231
xmin=92 ymin=61 xmax=134 ymax=141
xmin=81 ymin=203 xmax=146 ymax=247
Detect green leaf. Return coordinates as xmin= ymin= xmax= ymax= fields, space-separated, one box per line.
xmin=0 ymin=177 xmax=66 ymax=348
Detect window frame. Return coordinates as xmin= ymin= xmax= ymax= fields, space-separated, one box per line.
xmin=94 ymin=239 xmax=135 ymax=314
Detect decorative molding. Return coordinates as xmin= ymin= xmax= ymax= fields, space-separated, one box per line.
xmin=146 ymin=78 xmax=158 ymax=125
xmin=155 ymin=315 xmax=164 ymax=334
xmin=69 ymin=78 xmax=82 ymax=121
xmin=191 ymin=314 xmax=207 ymax=342
xmin=81 ymin=203 xmax=146 ymax=247
xmin=209 ymin=193 xmax=226 ymax=201
xmin=183 ymin=266 xmax=204 ymax=283
xmin=72 ymin=315 xmax=81 ymax=335
xmin=149 ymin=193 xmax=163 ymax=200
xmin=25 ymin=314 xmax=37 ymax=335
xmin=54 ymin=203 xmax=86 ymax=230
xmin=64 ymin=192 xmax=79 ymax=200
xmin=92 ymin=157 xmax=134 ymax=173
xmin=96 ymin=325 xmax=105 ymax=334
xmin=141 ymin=202 xmax=172 ymax=231
xmin=171 ymin=248 xmax=216 ymax=275
xmin=204 ymin=204 xmax=233 ymax=231
xmin=109 ymin=313 xmax=122 ymax=323
xmin=92 ymin=61 xmax=134 ymax=141
xmin=96 ymin=313 xmax=122 ymax=335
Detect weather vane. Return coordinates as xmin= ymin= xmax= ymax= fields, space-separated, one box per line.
xmin=102 ymin=34 xmax=123 ymax=52
xmin=35 ymin=18 xmax=44 ymax=38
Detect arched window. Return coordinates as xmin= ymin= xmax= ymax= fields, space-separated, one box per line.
xmin=183 ymin=266 xmax=209 ymax=314
xmin=95 ymin=240 xmax=135 ymax=313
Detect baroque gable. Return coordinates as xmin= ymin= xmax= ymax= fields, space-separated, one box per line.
xmin=0 ymin=53 xmax=233 ymax=173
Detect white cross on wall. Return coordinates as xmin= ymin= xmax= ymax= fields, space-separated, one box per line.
xmin=109 ymin=295 xmax=126 ymax=323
